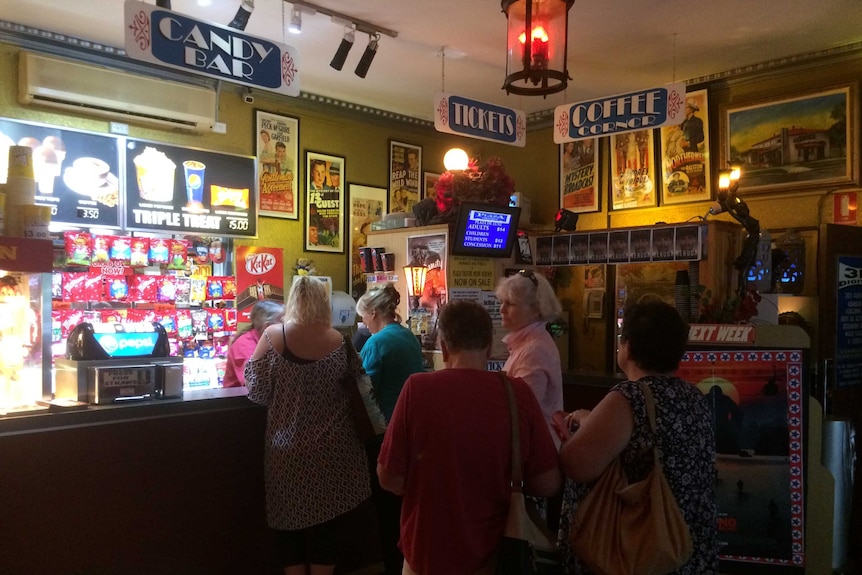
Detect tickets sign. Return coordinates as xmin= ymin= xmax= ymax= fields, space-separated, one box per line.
xmin=124 ymin=0 xmax=300 ymax=96
xmin=434 ymin=93 xmax=526 ymax=147
xmin=554 ymin=83 xmax=686 ymax=143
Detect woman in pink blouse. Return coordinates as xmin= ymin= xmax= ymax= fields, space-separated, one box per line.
xmin=222 ymin=300 xmax=284 ymax=387
xmin=495 ymin=269 xmax=564 ymax=449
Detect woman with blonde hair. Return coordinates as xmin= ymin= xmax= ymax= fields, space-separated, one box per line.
xmin=355 ymin=282 xmax=423 ymax=575
xmin=245 ymin=276 xmax=371 ymax=575
xmin=495 ymin=269 xmax=564 ymax=448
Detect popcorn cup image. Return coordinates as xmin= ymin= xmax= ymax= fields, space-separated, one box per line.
xmin=134 ymin=146 xmax=176 ymax=202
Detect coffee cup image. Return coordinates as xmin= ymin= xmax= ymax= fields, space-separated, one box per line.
xmin=134 ymin=146 xmax=176 ymax=202
xmin=72 ymin=157 xmax=110 ymax=186
xmin=183 ymin=160 xmax=206 ymax=209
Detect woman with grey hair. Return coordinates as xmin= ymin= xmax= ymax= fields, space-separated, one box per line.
xmin=222 ymin=300 xmax=284 ymax=388
xmin=495 ymin=269 xmax=564 ymax=449
xmin=245 ymin=276 xmax=371 ymax=575
xmin=355 ymin=282 xmax=423 ymax=575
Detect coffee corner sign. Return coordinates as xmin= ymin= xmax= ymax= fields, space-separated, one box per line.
xmin=434 ymin=93 xmax=526 ymax=147
xmin=553 ymin=83 xmax=686 ymax=143
xmin=123 ymin=0 xmax=299 ymax=96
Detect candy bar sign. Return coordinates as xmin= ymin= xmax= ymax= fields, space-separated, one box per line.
xmin=124 ymin=0 xmax=299 ymax=96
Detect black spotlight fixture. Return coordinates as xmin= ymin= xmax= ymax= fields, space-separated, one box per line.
xmin=228 ymin=0 xmax=255 ymax=30
xmin=355 ymin=33 xmax=380 ymax=78
xmin=330 ymin=27 xmax=355 ymax=71
xmin=554 ymin=208 xmax=579 ymax=232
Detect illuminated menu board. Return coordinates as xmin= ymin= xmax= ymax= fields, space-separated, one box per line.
xmin=1 ymin=119 xmax=122 ymax=229
xmin=452 ymin=203 xmax=520 ymax=258
xmin=124 ymin=139 xmax=258 ymax=238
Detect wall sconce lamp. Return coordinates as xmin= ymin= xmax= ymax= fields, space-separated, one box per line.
xmin=714 ymin=165 xmax=762 ymax=295
xmin=329 ymin=25 xmax=355 ymax=70
xmin=501 ymin=0 xmax=573 ymax=97
xmin=403 ymin=265 xmax=428 ymax=300
xmin=288 ymin=6 xmax=302 ymax=33
xmin=554 ymin=208 xmax=579 ymax=232
xmin=354 ymin=33 xmax=380 ymax=78
xmin=443 ymin=148 xmax=470 ymax=171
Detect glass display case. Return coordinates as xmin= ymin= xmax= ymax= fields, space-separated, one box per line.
xmin=0 ymin=237 xmax=53 ymax=416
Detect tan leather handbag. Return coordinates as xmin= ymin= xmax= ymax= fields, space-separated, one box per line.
xmin=570 ymin=382 xmax=693 ymax=575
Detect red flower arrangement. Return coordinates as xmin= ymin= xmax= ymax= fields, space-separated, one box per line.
xmin=433 ymin=157 xmax=515 ymax=222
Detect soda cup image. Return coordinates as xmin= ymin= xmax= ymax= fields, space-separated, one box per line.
xmin=183 ymin=160 xmax=206 ymax=208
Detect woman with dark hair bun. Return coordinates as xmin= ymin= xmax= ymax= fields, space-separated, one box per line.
xmin=355 ymin=282 xmax=424 ymax=575
xmin=555 ymin=301 xmax=717 ymax=574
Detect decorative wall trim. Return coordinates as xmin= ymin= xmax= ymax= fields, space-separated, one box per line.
xmin=3 ymin=20 xmax=862 ymax=132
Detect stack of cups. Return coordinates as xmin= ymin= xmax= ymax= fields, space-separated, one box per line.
xmin=3 ymin=146 xmax=51 ymax=238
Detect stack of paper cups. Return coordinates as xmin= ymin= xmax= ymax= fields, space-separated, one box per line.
xmin=4 ymin=146 xmax=38 ymax=237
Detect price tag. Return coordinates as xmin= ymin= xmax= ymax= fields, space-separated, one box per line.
xmin=77 ymin=207 xmax=101 ymax=219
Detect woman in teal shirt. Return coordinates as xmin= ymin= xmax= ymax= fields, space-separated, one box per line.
xmin=356 ymin=282 xmax=424 ymax=575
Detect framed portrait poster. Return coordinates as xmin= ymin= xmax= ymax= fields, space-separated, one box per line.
xmin=560 ymin=137 xmax=600 ymax=213
xmin=305 ymin=151 xmax=345 ymax=253
xmin=723 ymin=84 xmax=857 ymax=194
xmin=660 ymin=89 xmax=711 ymax=205
xmin=255 ymin=110 xmax=299 ymax=219
xmin=610 ymin=129 xmax=657 ymax=210
xmin=423 ymin=171 xmax=441 ymax=201
xmin=348 ymin=183 xmax=388 ymax=298
xmin=389 ymin=140 xmax=422 ymax=214
xmin=406 ymin=231 xmax=447 ymax=352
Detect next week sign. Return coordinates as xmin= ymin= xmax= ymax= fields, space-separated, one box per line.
xmin=124 ymin=0 xmax=299 ymax=96
xmin=553 ymin=83 xmax=686 ymax=143
xmin=434 ymin=93 xmax=526 ymax=147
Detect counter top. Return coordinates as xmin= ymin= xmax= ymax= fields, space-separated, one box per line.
xmin=0 ymin=387 xmax=259 ymax=436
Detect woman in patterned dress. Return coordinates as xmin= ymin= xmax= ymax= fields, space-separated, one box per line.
xmin=555 ymin=300 xmax=718 ymax=574
xmin=245 ymin=276 xmax=371 ymax=575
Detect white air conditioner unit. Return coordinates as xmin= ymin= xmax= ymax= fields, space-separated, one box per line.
xmin=18 ymin=51 xmax=218 ymax=133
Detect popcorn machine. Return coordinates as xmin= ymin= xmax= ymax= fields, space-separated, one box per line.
xmin=0 ymin=237 xmax=53 ymax=415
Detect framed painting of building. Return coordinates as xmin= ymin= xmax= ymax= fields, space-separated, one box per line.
xmin=722 ymin=84 xmax=857 ymax=194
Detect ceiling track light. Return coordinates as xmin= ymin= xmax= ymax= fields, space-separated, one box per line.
xmin=329 ymin=26 xmax=355 ymax=71
xmin=288 ymin=6 xmax=302 ymax=34
xmin=286 ymin=0 xmax=398 ymax=38
xmin=354 ymin=33 xmax=380 ymax=78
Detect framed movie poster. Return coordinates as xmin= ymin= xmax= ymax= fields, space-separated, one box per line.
xmin=389 ymin=140 xmax=422 ymax=214
xmin=676 ymin=348 xmax=806 ymax=567
xmin=560 ymin=137 xmax=600 ymax=213
xmin=348 ymin=183 xmax=388 ymax=298
xmin=424 ymin=171 xmax=441 ymax=201
xmin=660 ymin=89 xmax=711 ymax=205
xmin=305 ymin=151 xmax=345 ymax=253
xmin=610 ymin=129 xmax=657 ymax=210
xmin=406 ymin=231 xmax=447 ymax=352
xmin=255 ymin=110 xmax=299 ymax=219
xmin=723 ymin=84 xmax=857 ymax=194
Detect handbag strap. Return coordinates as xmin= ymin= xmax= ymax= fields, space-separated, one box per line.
xmin=500 ymin=371 xmax=523 ymax=492
xmin=638 ymin=381 xmax=664 ymax=463
xmin=342 ymin=334 xmax=362 ymax=373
